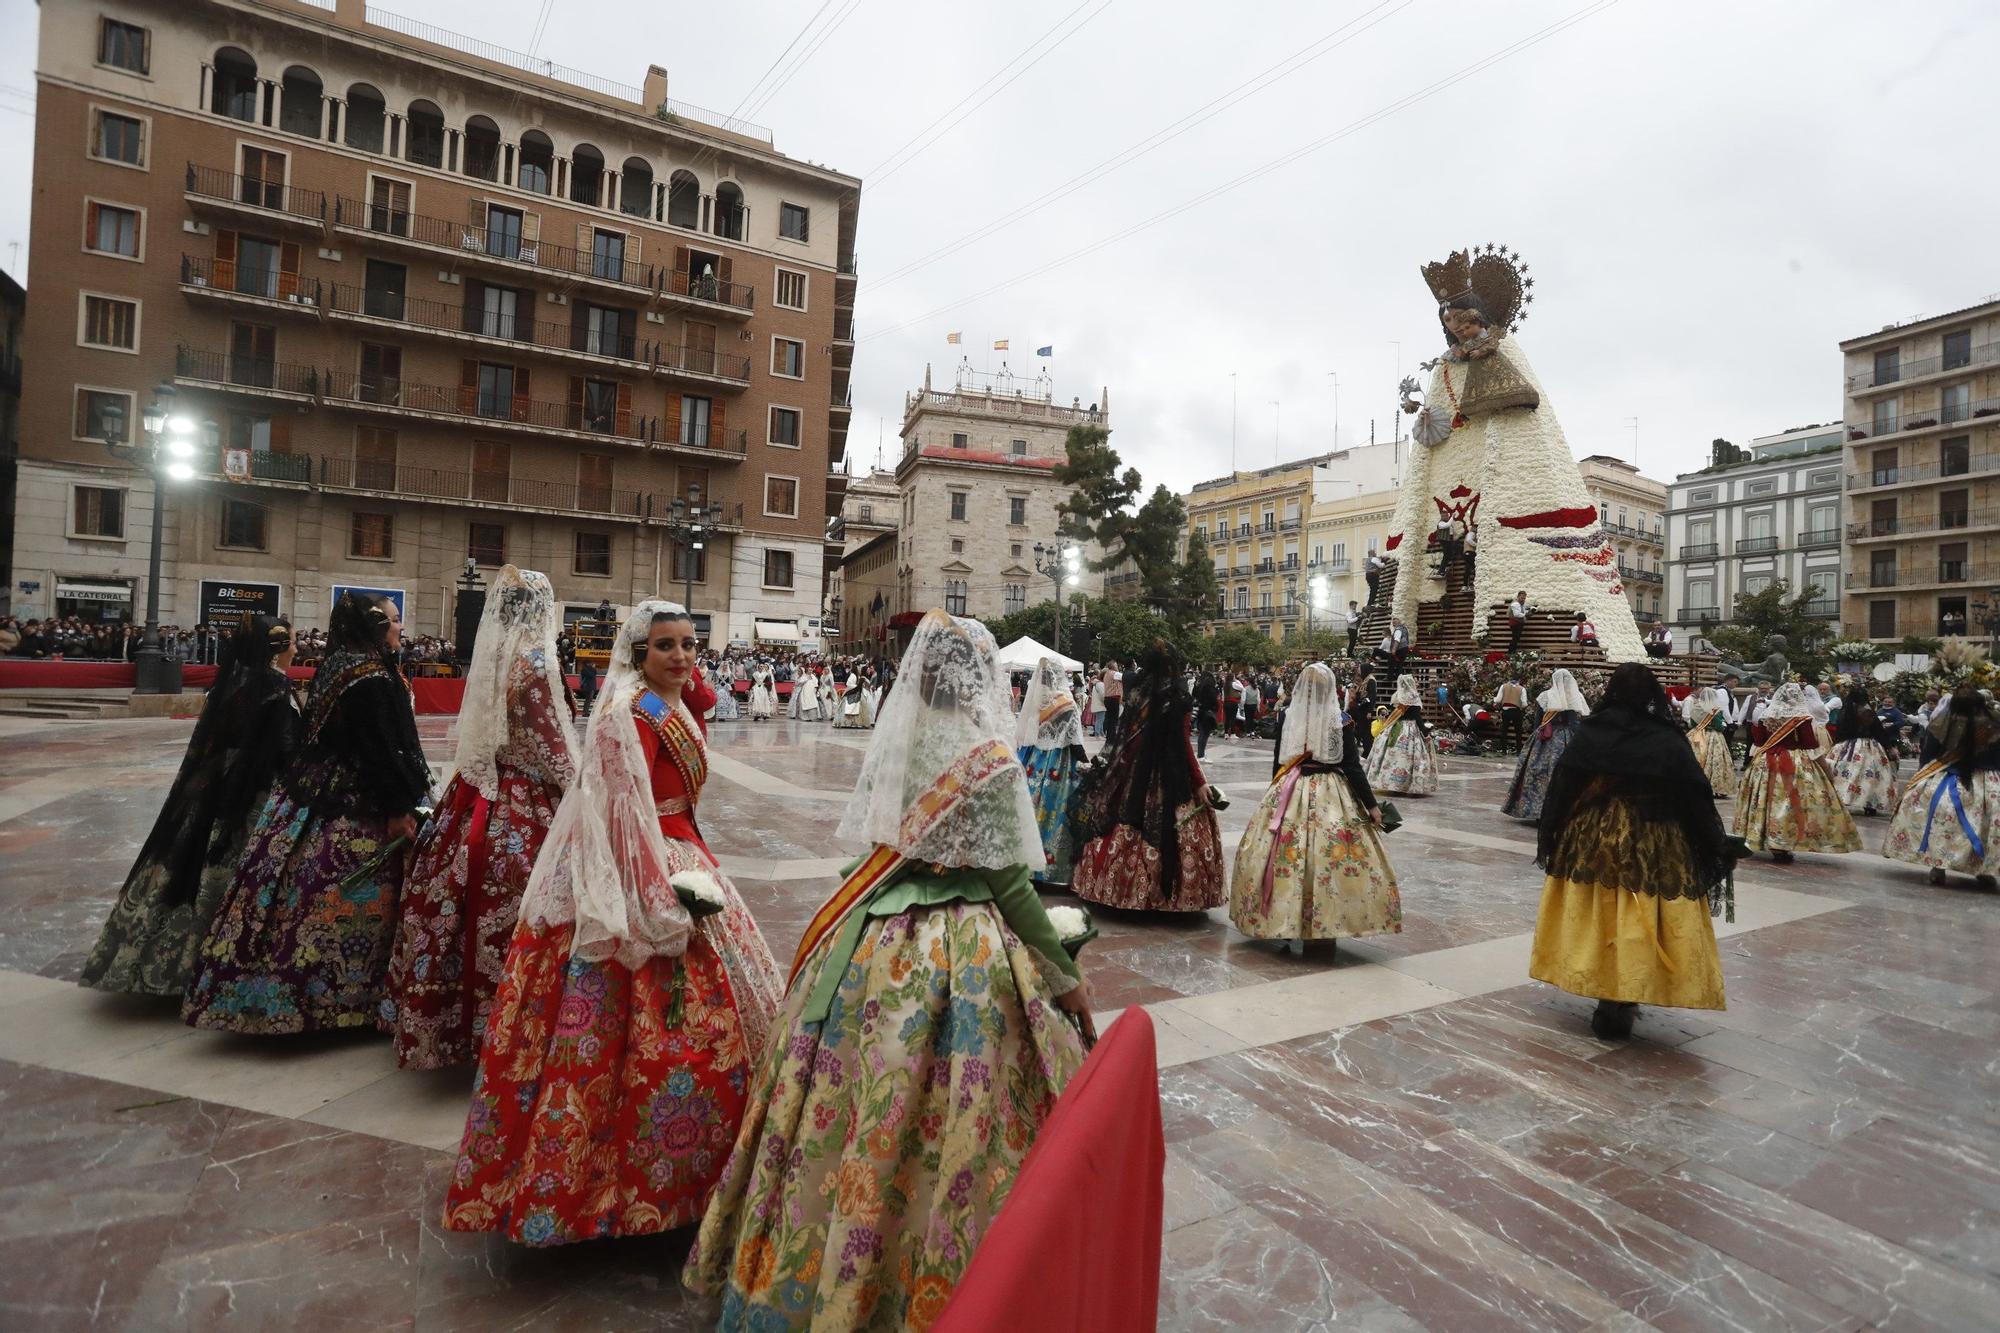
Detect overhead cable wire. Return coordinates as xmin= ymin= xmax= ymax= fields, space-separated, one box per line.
xmin=862 ymin=0 xmax=1622 ymax=343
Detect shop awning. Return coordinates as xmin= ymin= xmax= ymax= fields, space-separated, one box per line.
xmin=55 ymin=582 xmax=134 ymax=602
xmin=754 ymin=619 xmax=802 ymax=643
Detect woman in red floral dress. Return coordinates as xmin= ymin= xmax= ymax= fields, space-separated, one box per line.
xmin=383 ymin=566 xmax=576 ymax=1069
xmin=443 ymin=600 xmax=782 ymax=1246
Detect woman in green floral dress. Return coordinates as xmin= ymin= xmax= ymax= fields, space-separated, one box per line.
xmin=687 ymin=609 xmax=1093 ymax=1332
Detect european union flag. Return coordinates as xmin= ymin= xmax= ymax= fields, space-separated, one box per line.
xmin=1036 ymin=345 xmax=1053 ymax=357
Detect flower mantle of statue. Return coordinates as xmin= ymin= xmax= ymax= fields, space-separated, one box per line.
xmin=1386 ymin=245 xmax=1646 ymax=663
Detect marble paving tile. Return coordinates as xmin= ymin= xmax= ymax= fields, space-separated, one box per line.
xmin=303 ymin=1064 xmax=479 ymax=1154
xmin=1157 ymin=960 xmax=1459 ymax=1049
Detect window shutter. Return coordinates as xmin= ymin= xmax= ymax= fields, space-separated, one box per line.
xmin=461 ymin=279 xmax=481 ymax=334
xmin=458 ymin=357 xmax=478 ymax=413
xmin=615 ymin=382 xmax=632 ymax=437
xmin=711 ymin=400 xmax=726 ymax=451
xmin=521 ymin=209 xmax=540 ymax=246
xmin=512 ymin=365 xmax=531 ymax=421
xmin=619 ymin=309 xmax=637 ymax=349
xmin=663 ymin=391 xmax=681 ymax=446
xmin=718 ymin=256 xmax=733 ymax=292
xmin=86 ymin=200 xmax=99 ymax=247
xmin=674 ymin=244 xmax=690 ymax=295
xmin=467 ymin=197 xmax=487 ymax=234
xmin=625 ymin=229 xmax=642 ymax=266
xmin=269 ymin=414 xmax=292 ymax=454
xmin=278 ymin=241 xmax=302 ymax=299
xmin=567 ymin=374 xmax=585 ymax=431
xmin=575 ymin=221 xmax=592 ymax=273
xmin=213 ymin=227 xmax=238 ymax=289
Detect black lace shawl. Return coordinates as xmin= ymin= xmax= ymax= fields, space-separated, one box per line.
xmin=1535 ymin=700 xmax=1733 ymax=903
xmin=130 ymin=658 xmax=299 ymax=908
xmin=283 ymin=650 xmax=432 ymax=820
xmin=1075 ymin=649 xmax=1201 ymax=897
xmin=1833 ymin=692 xmax=1890 ymax=745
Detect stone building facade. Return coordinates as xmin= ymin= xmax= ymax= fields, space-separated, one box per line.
xmin=823 ymin=465 xmax=895 ymax=648
xmin=9 ymin=0 xmax=858 ymax=643
xmin=890 ymin=367 xmax=1107 ymax=624
xmin=1576 ymin=454 xmax=1670 ymax=624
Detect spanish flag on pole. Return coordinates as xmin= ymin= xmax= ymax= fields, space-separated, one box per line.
xmin=946 ymin=332 xmax=961 ymax=345
xmin=993 ymin=339 xmax=1009 ymax=351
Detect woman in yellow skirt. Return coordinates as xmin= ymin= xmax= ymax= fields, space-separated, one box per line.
xmin=1531 ymin=664 xmax=1736 ymax=1039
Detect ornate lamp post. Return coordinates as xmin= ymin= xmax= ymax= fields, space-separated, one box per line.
xmin=97 ymin=385 xmax=200 ymax=695
xmin=1033 ymin=540 xmax=1082 ymax=655
xmin=663 ymin=484 xmax=725 ymax=626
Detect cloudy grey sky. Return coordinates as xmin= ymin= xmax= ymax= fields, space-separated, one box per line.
xmin=3 ymin=0 xmax=1993 ymax=492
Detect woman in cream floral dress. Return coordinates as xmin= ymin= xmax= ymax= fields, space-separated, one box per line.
xmin=687 ymin=610 xmax=1091 ymax=1331
xmin=1364 ymin=674 xmax=1441 ymax=796
xmin=1733 ymin=682 xmax=1860 ymax=863
xmin=1230 ymin=664 xmax=1400 ymax=954
xmin=1882 ymin=684 xmax=2000 ymax=888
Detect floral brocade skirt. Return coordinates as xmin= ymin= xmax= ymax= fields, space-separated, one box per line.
xmin=1831 ymin=739 xmax=1900 ymax=816
xmin=685 ymin=901 xmax=1085 ymax=1332
xmin=1502 ymin=723 xmax=1575 ymax=821
xmin=442 ymin=919 xmax=754 ymax=1246
xmin=1364 ymin=722 xmax=1440 ymax=796
xmin=1018 ymin=743 xmax=1081 ymax=882
xmin=1733 ymin=750 xmax=1862 ymax=854
xmin=1230 ymin=770 xmax=1401 ymax=941
xmin=182 ymin=791 xmax=407 ymax=1034
xmin=81 ymin=817 xmax=259 ymax=998
xmin=1529 ymin=795 xmax=1725 ymax=1010
xmin=1689 ymin=729 xmax=1737 ymax=799
xmin=382 ymin=769 xmax=560 ymax=1070
xmin=1882 ymin=765 xmax=2000 ymax=876
xmin=1070 ymin=802 xmax=1226 ymax=912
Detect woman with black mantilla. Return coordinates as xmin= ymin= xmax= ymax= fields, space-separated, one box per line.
xmin=81 ymin=615 xmax=301 ymax=997
xmin=1530 ymin=662 xmax=1735 ymax=1040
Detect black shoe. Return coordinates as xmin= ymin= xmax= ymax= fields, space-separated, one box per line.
xmin=1771 ymin=850 xmax=1794 ymax=864
xmin=1590 ymin=1000 xmax=1637 ymax=1040
xmin=1929 ymin=867 xmax=1948 ymax=886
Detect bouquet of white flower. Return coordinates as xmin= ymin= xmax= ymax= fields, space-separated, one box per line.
xmin=669 ymin=870 xmax=728 ymax=920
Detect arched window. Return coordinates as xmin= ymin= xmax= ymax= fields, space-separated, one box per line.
xmin=518 ymin=130 xmax=553 ymax=194
xmin=463 ymin=115 xmax=501 ymax=182
xmin=406 ymin=99 xmax=445 ymax=168
xmin=344 ymin=83 xmax=386 ymax=153
xmin=278 ymin=65 xmax=322 ymax=137
xmin=714 ymin=182 xmax=745 ymax=240
xmin=570 ymin=143 xmax=604 ymax=207
xmin=620 ymin=156 xmax=654 ymax=219
xmin=214 ymin=48 xmax=259 ymax=123
xmin=667 ymin=169 xmax=700 ymax=229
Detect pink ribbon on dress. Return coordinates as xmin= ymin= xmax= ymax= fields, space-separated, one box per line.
xmin=1259 ymin=762 xmax=1308 ymax=915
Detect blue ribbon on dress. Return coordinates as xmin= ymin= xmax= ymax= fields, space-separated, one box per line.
xmin=635 ymin=689 xmax=668 ymax=724
xmin=1919 ymin=770 xmax=1983 ymax=859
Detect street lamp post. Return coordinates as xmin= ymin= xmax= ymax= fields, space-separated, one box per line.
xmin=97 ymin=385 xmax=199 ymax=695
xmin=1033 ymin=540 xmax=1082 ymax=656
xmin=662 ymin=484 xmax=725 ymax=630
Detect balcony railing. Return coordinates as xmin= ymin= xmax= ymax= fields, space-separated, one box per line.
xmin=1804 ymin=598 xmax=1840 ymax=618
xmin=1278 ymin=517 xmax=1301 ymax=531
xmin=186 ymin=163 xmax=327 ymax=222
xmin=1254 ymin=559 xmax=1275 ymax=574
xmin=1845 ymin=398 xmax=2000 ymax=442
xmin=1680 ymin=542 xmax=1719 ymax=559
xmin=318 ymin=456 xmax=649 ymax=517
xmin=325 ymin=281 xmax=649 ymax=367
xmin=1736 ymin=535 xmax=1779 ymax=554
xmin=1847 ymin=341 xmax=2000 ymax=392
xmin=1798 ymin=528 xmax=1841 ymax=548
xmin=659 ymin=266 xmax=757 ymax=312
xmin=1682 ymin=606 xmax=1722 ymax=621
xmin=180 ymin=254 xmax=322 ymax=305
xmin=1616 ymin=565 xmax=1664 ymax=584
xmin=201 ymin=446 xmax=314 ymax=483
xmin=1847 ymin=454 xmax=2000 ymax=490
xmin=321 ymin=368 xmax=653 ymax=444
xmin=1847 ymin=511 xmax=2000 ymax=541
xmin=175 ymin=346 xmax=320 ymax=396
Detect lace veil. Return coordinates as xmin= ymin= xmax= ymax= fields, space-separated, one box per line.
xmin=1391 ymin=674 xmax=1423 ymax=708
xmin=1015 ymin=655 xmax=1084 ymax=750
xmin=519 ymin=599 xmax=694 ymax=967
xmin=838 ymin=610 xmax=1044 ymax=869
xmin=1764 ymin=682 xmax=1811 ymax=722
xmin=1537 ymin=667 xmax=1590 ymax=718
xmin=1279 ymin=662 xmax=1345 ymax=765
xmin=452 ymin=565 xmax=575 ymax=799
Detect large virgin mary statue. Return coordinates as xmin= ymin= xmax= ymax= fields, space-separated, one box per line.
xmin=1386 ymin=246 xmax=1644 ymax=663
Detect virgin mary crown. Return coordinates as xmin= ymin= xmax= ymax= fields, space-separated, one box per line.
xmin=1421 ymin=244 xmax=1533 ymax=334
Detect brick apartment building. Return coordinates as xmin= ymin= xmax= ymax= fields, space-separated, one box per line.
xmin=11 ymin=0 xmax=859 ymax=643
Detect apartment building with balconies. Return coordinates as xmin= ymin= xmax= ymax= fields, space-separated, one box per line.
xmin=11 ymin=0 xmax=859 ymax=640
xmin=1838 ymin=295 xmax=2000 ymax=642
xmin=1576 ymin=454 xmax=1669 ymax=624
xmin=1664 ymin=427 xmax=1845 ymax=641
xmin=890 ymin=366 xmax=1108 ymax=625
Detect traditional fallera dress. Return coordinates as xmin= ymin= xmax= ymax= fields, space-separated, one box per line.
xmin=797 ymin=669 xmax=822 ymax=721
xmin=444 ymin=606 xmax=781 ymax=1246
xmin=382 ymin=567 xmax=577 ymax=1070
xmin=1069 ymin=653 xmax=1226 ymax=912
xmin=81 ymin=643 xmax=299 ymax=997
xmin=1830 ymin=695 xmax=1901 ymax=816
xmin=183 ymin=647 xmax=433 ymax=1034
xmin=1684 ymin=687 xmax=1738 ymax=799
xmin=749 ymin=665 xmax=778 ymax=720
xmin=711 ymin=677 xmax=742 ymax=721
xmin=1881 ymin=702 xmax=2000 ymax=879
xmin=1501 ymin=669 xmax=1588 ymax=821
xmin=1364 ymin=675 xmax=1441 ymax=796
xmin=1016 ymin=657 xmax=1087 ymax=886
xmin=687 ymin=609 xmax=1086 ymax=1332
xmin=834 ymin=671 xmax=870 ymax=728
xmin=1733 ymin=684 xmax=1861 ymax=855
xmin=1530 ymin=686 xmax=1733 ymax=1012
xmin=1230 ymin=664 xmax=1401 ymax=944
